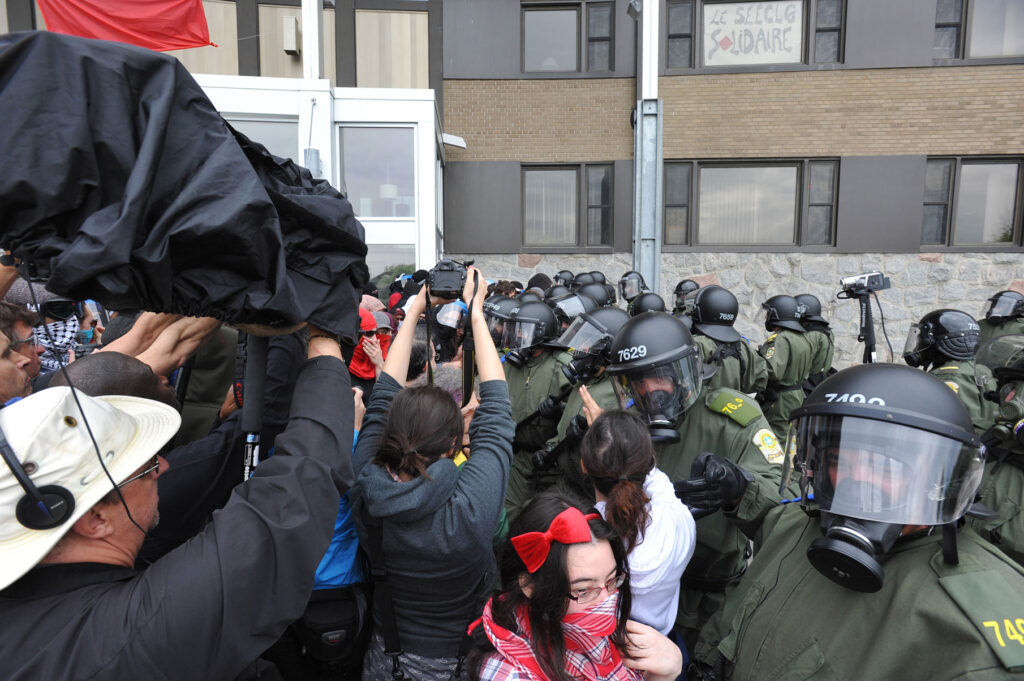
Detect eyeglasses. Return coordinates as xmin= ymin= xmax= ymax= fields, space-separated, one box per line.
xmin=567 ymin=572 xmax=626 ymax=605
xmin=117 ymin=455 xmax=160 ymax=488
xmin=11 ymin=334 xmax=39 ymax=350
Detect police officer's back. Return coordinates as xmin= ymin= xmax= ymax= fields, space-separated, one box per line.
xmin=687 ymin=286 xmax=767 ymax=395
xmin=607 ymin=312 xmax=785 ymax=649
xmin=693 ymin=364 xmax=1024 ymax=681
xmin=756 ymin=295 xmax=814 ymax=436
xmin=794 ymin=293 xmax=835 ymax=393
xmin=903 ymin=308 xmax=997 ymax=436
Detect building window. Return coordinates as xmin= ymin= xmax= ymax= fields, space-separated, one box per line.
xmin=663 ymin=160 xmax=837 ymax=246
xmin=667 ymin=1 xmax=694 ymax=68
xmin=934 ymin=0 xmax=1024 ymax=60
xmin=355 ymin=10 xmax=429 ymax=88
xmin=670 ymin=0 xmax=843 ymax=69
xmin=522 ymin=2 xmax=614 ymax=73
xmin=341 ymin=127 xmax=416 ymax=218
xmin=923 ymin=158 xmax=1022 ymax=246
xmin=523 ymin=164 xmax=613 ymax=247
xmin=227 ymin=117 xmax=298 ymax=161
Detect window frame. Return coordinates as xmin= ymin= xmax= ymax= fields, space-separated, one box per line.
xmin=521 ymin=162 xmax=616 ymax=251
xmin=933 ymin=0 xmax=1024 ymax=63
xmin=920 ymin=156 xmax=1024 ymax=251
xmin=661 ymin=158 xmax=840 ymax=252
xmin=662 ymin=0 xmax=847 ymax=74
xmin=521 ymin=1 xmax=616 ymax=75
xmin=666 ymin=0 xmax=695 ymax=69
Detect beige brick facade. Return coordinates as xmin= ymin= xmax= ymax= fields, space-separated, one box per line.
xmin=444 ymin=65 xmax=1024 ymax=162
xmin=443 ymin=79 xmax=636 ymax=162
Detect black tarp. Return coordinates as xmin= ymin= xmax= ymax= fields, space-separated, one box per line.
xmin=0 ymin=31 xmax=368 ymax=340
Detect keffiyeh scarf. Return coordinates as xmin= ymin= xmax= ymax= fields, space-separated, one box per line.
xmin=35 ymin=316 xmax=79 ymax=371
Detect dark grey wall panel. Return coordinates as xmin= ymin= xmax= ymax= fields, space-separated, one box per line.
xmin=613 ymin=160 xmax=634 ymax=253
xmin=844 ymin=0 xmax=935 ymax=68
xmin=444 ymin=0 xmax=635 ymax=79
xmin=444 ymin=162 xmax=523 ymax=253
xmin=6 ymin=0 xmax=35 ymax=31
xmin=836 ymin=156 xmax=926 ymax=253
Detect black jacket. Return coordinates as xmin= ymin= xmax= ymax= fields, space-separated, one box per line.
xmin=0 ymin=356 xmax=353 ymax=681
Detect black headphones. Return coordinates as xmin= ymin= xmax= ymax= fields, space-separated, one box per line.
xmin=0 ymin=425 xmax=75 ymax=530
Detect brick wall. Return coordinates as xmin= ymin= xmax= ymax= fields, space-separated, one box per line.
xmin=443 ymin=65 xmax=1024 ymax=163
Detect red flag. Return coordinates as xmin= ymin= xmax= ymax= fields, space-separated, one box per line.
xmin=37 ymin=0 xmax=214 ymax=52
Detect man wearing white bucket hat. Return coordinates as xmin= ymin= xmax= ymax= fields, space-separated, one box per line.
xmin=0 ymin=326 xmax=353 ymax=680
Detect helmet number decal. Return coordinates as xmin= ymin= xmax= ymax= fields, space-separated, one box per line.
xmin=617 ymin=345 xmax=648 ymax=362
xmin=824 ymin=393 xmax=886 ymax=406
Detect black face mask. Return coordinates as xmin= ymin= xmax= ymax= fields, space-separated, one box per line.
xmin=806 ymin=507 xmax=904 ymax=593
xmin=505 ymin=349 xmax=528 ymax=368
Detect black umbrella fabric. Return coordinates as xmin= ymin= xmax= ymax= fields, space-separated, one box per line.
xmin=0 ymin=31 xmax=368 ymax=340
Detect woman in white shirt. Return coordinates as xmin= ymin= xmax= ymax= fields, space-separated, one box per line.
xmin=580 ymin=410 xmax=696 ymax=637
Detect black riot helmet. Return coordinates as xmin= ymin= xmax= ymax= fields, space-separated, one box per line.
xmin=629 ymin=292 xmax=666 ymax=317
xmin=604 ymin=283 xmax=618 ymax=307
xmin=759 ymin=295 xmax=805 ymax=333
xmin=982 ymin=290 xmax=1024 ymax=325
xmin=518 ymin=291 xmax=544 ymax=304
xmin=607 ymin=312 xmax=704 ymax=443
xmin=690 ymin=285 xmax=741 ymax=343
xmin=903 ymin=309 xmax=981 ymax=368
xmin=672 ymin=279 xmax=700 ymax=313
xmin=578 ymin=283 xmax=611 ymax=307
xmin=794 ymin=293 xmax=827 ymax=324
xmin=557 ymin=307 xmax=631 ymax=384
xmin=552 ymin=293 xmax=599 ymax=330
xmin=787 ymin=364 xmax=984 ymax=593
xmin=571 ymin=272 xmax=596 ymax=291
xmin=618 ymin=271 xmax=647 ymax=303
xmin=589 ymin=271 xmax=606 ymax=285
xmin=482 ymin=295 xmax=519 ymax=348
xmin=544 ymin=284 xmax=571 ymax=305
xmin=977 ymin=333 xmax=1024 ymax=383
xmin=503 ymin=301 xmax=560 ymax=367
xmin=554 ymin=270 xmax=575 ymax=287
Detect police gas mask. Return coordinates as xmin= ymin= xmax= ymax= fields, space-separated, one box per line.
xmin=611 ymin=352 xmax=702 ymax=444
xmin=984 ymin=379 xmax=1024 ymax=448
xmin=789 ymin=414 xmax=985 ymax=593
xmin=556 ymin=316 xmax=615 ymax=384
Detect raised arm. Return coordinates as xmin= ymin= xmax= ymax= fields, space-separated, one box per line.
xmin=464 ymin=267 xmax=503 ymax=384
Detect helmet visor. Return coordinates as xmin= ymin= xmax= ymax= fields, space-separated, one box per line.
xmin=503 ymin=319 xmax=546 ymax=351
xmin=612 ymin=353 xmax=702 ymax=424
xmin=976 ymin=334 xmax=1024 ymax=373
xmin=902 ymin=323 xmax=924 ymax=359
xmin=986 ymin=295 xmax=1020 ymax=322
xmin=435 ymin=302 xmax=464 ymax=329
xmin=790 ymin=415 xmax=984 ymax=526
xmin=682 ymin=290 xmax=699 ymax=317
xmin=555 ymin=296 xmax=589 ymax=321
xmin=557 ymin=316 xmax=608 ymax=355
xmin=620 ymin=278 xmax=642 ymax=301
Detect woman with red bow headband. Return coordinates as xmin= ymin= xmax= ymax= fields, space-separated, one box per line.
xmin=466 ymin=493 xmax=682 ymax=681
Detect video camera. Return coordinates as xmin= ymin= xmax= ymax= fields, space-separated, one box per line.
xmin=839 ymin=271 xmax=890 ymax=295
xmin=428 ymin=259 xmax=472 ymax=300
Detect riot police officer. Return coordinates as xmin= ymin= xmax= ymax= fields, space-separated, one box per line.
xmin=757 ymin=295 xmax=814 ymax=436
xmin=794 ymin=293 xmax=835 ymax=393
xmin=980 ymin=290 xmax=1024 ymax=344
xmin=693 ymin=363 xmax=1024 ymax=681
xmin=551 ymin=292 xmax=599 ymax=331
xmin=618 ymin=270 xmax=648 ymax=305
xmin=607 ymin=312 xmax=786 ymax=650
xmin=687 ymin=286 xmax=767 ymax=395
xmin=672 ymin=279 xmax=700 ymax=315
xmin=971 ymin=334 xmax=1024 ymax=566
xmin=903 ymin=308 xmax=997 ymax=436
xmin=482 ymin=294 xmax=519 ymax=349
xmin=553 ymin=270 xmax=574 ymax=288
xmin=578 ymin=282 xmax=612 ymax=308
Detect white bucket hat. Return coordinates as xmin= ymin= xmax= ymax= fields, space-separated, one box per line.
xmin=0 ymin=387 xmax=181 ymax=590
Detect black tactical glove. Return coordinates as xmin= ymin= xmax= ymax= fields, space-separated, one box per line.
xmin=565 ymin=414 xmax=589 ymax=442
xmin=531 ymin=445 xmax=557 ymax=471
xmin=674 ymin=452 xmax=753 ymax=513
xmin=537 ymin=395 xmax=565 ymax=420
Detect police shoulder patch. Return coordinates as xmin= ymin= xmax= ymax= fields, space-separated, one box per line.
xmin=707 ymin=388 xmax=762 ymax=427
xmin=944 ymin=381 xmax=960 ymax=394
xmin=764 ymin=346 xmax=776 ymax=360
xmin=753 ymin=428 xmax=784 ymax=465
xmin=939 ymin=571 xmax=1024 ymax=672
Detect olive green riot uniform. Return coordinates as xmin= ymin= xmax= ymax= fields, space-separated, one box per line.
xmin=654 ymin=387 xmax=787 ymax=649
xmin=503 ymin=349 xmax=573 ymax=520
xmin=694 ymin=334 xmax=768 ymax=395
xmin=970 ymin=451 xmax=1024 ymax=568
xmin=758 ymin=330 xmax=814 ymax=437
xmin=695 ymin=504 xmax=1024 ymax=680
xmin=980 ymin=318 xmax=1024 ymax=345
xmin=929 ymin=360 xmax=998 ymax=436
xmin=803 ymin=325 xmax=834 ymax=383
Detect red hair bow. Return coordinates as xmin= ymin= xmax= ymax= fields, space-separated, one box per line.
xmin=511 ymin=507 xmax=600 ymax=573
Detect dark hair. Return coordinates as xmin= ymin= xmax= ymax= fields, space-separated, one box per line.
xmin=373 ymin=384 xmax=463 ymax=480
xmin=407 ymin=341 xmax=430 ymax=382
xmin=468 ymin=492 xmax=631 ymax=681
xmin=580 ymin=411 xmax=655 ymax=554
xmin=0 ymin=301 xmax=39 ymax=339
xmin=48 ymin=351 xmax=179 ymax=409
